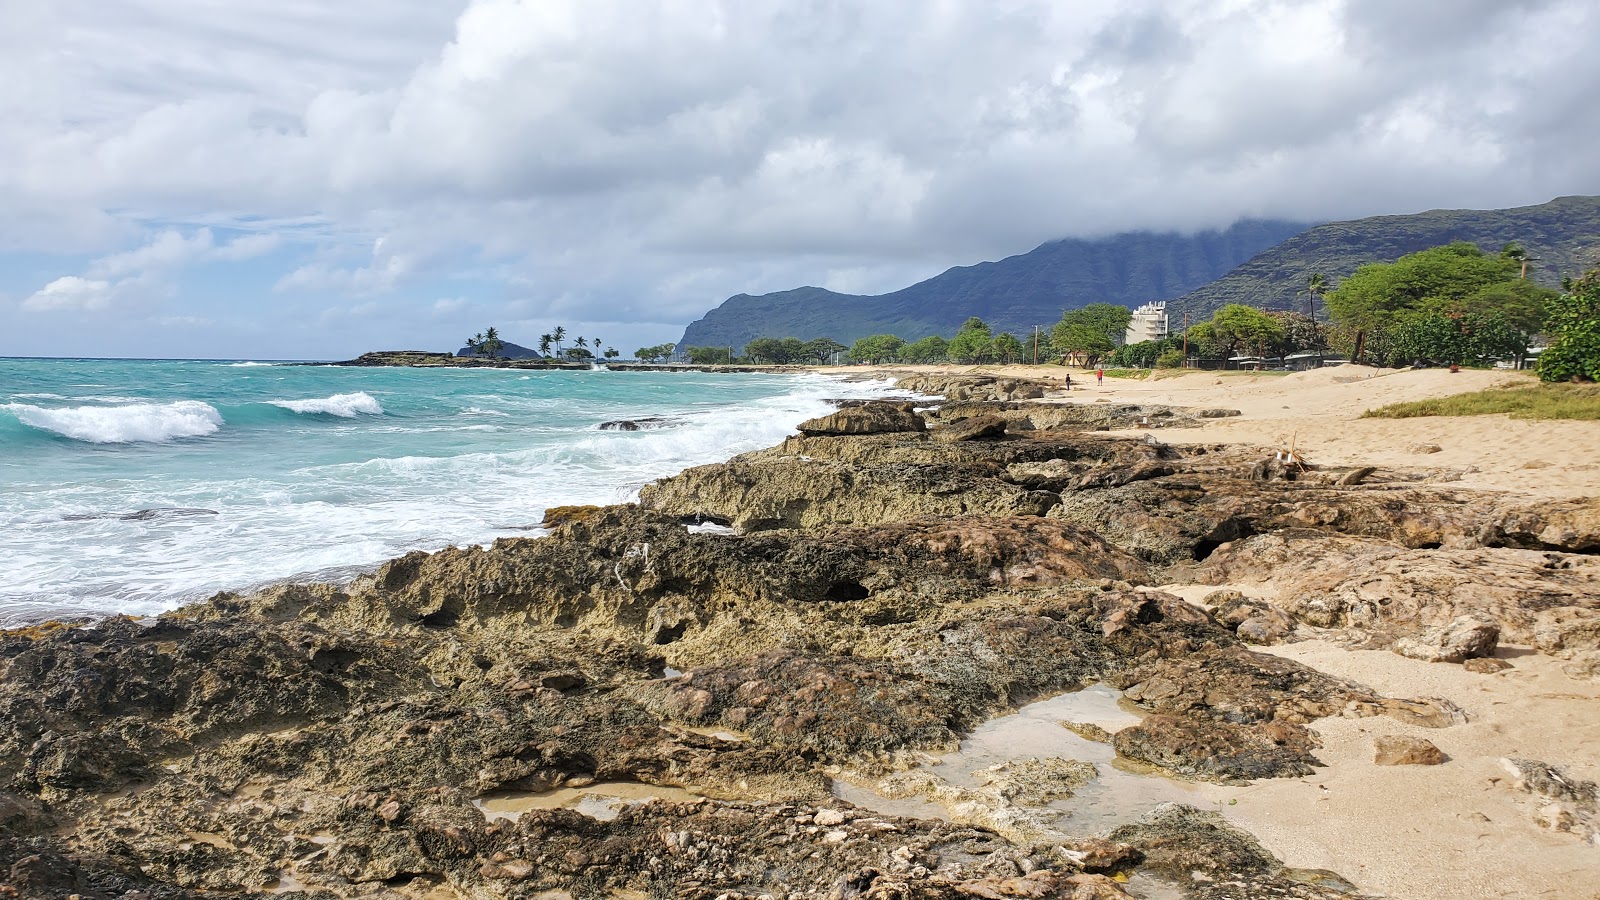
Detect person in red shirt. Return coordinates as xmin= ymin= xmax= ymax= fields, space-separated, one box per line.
xmin=1096 ymin=368 xmax=1104 ymax=385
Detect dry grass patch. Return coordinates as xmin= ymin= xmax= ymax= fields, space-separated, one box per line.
xmin=1363 ymin=382 xmax=1600 ymax=421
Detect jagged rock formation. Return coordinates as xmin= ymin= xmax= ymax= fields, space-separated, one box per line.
xmin=3 ymin=384 xmax=1593 ymax=897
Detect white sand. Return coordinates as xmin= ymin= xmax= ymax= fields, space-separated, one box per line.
xmin=833 ymin=364 xmax=1600 ymax=498
xmin=1202 ymin=641 xmax=1600 ymax=900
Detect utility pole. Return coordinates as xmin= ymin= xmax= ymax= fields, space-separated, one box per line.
xmin=1181 ymin=311 xmax=1189 ymax=367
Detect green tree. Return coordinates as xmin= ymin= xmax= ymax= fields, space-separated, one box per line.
xmin=1211 ymin=304 xmax=1286 ymax=356
xmin=1155 ymin=348 xmax=1185 ymax=368
xmin=604 ymin=348 xmax=620 ymax=360
xmin=538 ymin=334 xmax=553 ymax=356
xmin=1539 ymin=270 xmax=1600 ymax=382
xmin=480 ymin=326 xmax=504 ymax=358
xmin=778 ymin=337 xmax=807 ymax=362
xmin=1050 ymin=322 xmax=1113 ymax=367
xmin=849 ymin=334 xmax=906 ymax=364
xmin=551 ymin=326 xmax=567 ymax=354
xmin=900 ymin=335 xmax=949 ymax=363
xmin=1109 ymin=339 xmax=1167 ymax=368
xmin=743 ymin=337 xmax=789 ymax=363
xmin=684 ymin=346 xmax=734 ymax=364
xmin=804 ymin=338 xmax=848 ymax=364
xmin=1454 ymin=279 xmax=1555 ymax=334
xmin=991 ymin=332 xmax=1025 ymax=363
xmin=947 ymin=318 xmax=994 ymax=363
xmin=635 ymin=343 xmax=675 ymax=362
xmin=465 ymin=332 xmax=483 ymax=356
xmin=1059 ymin=303 xmax=1134 ymax=344
xmin=1326 ymin=242 xmax=1520 ymax=332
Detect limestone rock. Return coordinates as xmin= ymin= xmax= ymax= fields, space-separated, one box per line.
xmin=1533 ymin=607 xmax=1600 ymax=655
xmin=1500 ymin=758 xmax=1600 ymax=843
xmin=1393 ymin=615 xmax=1500 ymax=663
xmin=1060 ymin=721 xmax=1114 ymax=743
xmin=933 ymin=414 xmax=1008 ymax=442
xmin=1561 ymin=651 xmax=1600 ymax=682
xmin=639 ymin=458 xmax=1060 ymax=531
xmin=796 ymin=403 xmax=925 ymax=435
xmin=1463 ymin=657 xmax=1512 ymax=674
xmin=1373 ymin=735 xmax=1446 ymax=766
xmin=972 ymin=757 xmax=1098 ymax=804
xmin=1409 ymin=443 xmax=1443 ymax=454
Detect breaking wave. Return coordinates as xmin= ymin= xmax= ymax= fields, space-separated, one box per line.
xmin=3 ymin=401 xmax=223 ymax=443
xmin=268 ymin=392 xmax=384 ymax=417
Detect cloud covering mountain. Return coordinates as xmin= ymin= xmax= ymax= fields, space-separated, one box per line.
xmin=2 ymin=0 xmax=1597 ymax=358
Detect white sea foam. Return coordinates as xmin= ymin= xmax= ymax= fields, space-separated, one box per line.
xmin=268 ymin=392 xmax=384 ymax=417
xmin=226 ymin=361 xmax=274 ymax=367
xmin=3 ymin=401 xmax=224 ymax=443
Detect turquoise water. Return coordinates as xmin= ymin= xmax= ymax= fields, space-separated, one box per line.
xmin=0 ymin=359 xmax=904 ymax=624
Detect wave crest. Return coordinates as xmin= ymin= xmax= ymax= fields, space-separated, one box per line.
xmin=268 ymin=392 xmax=384 ymax=417
xmin=3 ymin=401 xmax=223 ymax=443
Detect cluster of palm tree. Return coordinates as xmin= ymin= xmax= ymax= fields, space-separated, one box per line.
xmin=464 ymin=327 xmax=505 ymax=357
xmin=537 ymin=326 xmax=620 ymax=361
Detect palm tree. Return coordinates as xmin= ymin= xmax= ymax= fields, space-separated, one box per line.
xmin=1502 ymin=242 xmax=1538 ymax=279
xmin=481 ymin=326 xmax=504 ymax=358
xmin=552 ymin=326 xmax=566 ymax=352
xmin=539 ymin=334 xmax=553 ymax=356
xmin=1300 ymin=272 xmax=1327 ymax=322
xmin=466 ymin=332 xmax=484 ymax=356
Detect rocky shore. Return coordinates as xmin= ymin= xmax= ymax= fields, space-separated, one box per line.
xmin=3 ymin=372 xmax=1597 ymax=899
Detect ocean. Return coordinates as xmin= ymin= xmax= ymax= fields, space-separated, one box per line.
xmin=0 ymin=359 xmax=907 ymax=625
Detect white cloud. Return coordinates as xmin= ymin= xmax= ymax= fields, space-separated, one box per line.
xmin=3 ymin=0 xmax=1599 ymax=353
xmin=21 ymin=228 xmax=283 ymax=316
xmin=23 ymin=276 xmax=115 ymax=311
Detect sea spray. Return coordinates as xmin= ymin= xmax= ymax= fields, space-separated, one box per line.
xmin=0 ymin=359 xmax=914 ymax=624
xmin=2 ymin=400 xmax=224 ymax=443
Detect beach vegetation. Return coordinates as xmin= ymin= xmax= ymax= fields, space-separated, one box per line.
xmin=635 ymin=343 xmax=676 ymax=362
xmin=465 ymin=327 xmax=505 ymax=358
xmin=1155 ymin=348 xmax=1186 ymax=368
xmin=683 ymin=346 xmax=735 ymax=364
xmin=900 ymin=335 xmax=949 ymax=363
xmin=1362 ymin=381 xmax=1600 ymax=420
xmin=1538 ymin=270 xmax=1600 ymax=383
xmin=947 ymin=318 xmax=994 ymax=363
xmin=849 ymin=334 xmax=906 ymax=364
xmin=991 ymin=332 xmax=1026 ymax=363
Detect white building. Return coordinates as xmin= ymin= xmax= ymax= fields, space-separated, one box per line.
xmin=1125 ymin=301 xmax=1168 ymax=345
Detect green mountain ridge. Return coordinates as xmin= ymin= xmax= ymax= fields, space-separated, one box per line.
xmin=1169 ymin=195 xmax=1600 ymax=321
xmin=677 ymin=220 xmax=1312 ymax=350
xmin=677 ymin=196 xmax=1600 ymax=352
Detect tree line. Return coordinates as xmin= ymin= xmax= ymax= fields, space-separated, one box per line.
xmin=464 ymin=325 xmax=621 ymax=361
xmin=681 ymin=304 xmax=1137 ymax=367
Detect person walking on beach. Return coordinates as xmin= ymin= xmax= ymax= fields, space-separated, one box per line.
xmin=1096 ymin=368 xmax=1104 ymax=385
xmin=1064 ymin=374 xmax=1073 ymax=390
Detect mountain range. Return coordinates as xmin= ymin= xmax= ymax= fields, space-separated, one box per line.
xmin=677 ymin=195 xmax=1600 ymax=350
xmin=677 ymin=220 xmax=1310 ymax=350
xmin=1169 ymin=195 xmax=1600 ymax=321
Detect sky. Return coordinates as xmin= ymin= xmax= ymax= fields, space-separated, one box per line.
xmin=1 ymin=0 xmax=1597 ymax=360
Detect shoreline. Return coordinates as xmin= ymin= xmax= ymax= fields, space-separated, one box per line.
xmin=2 ymin=367 xmax=1596 ymax=898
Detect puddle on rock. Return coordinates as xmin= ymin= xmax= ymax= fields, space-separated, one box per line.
xmin=833 ymin=684 xmax=1199 ymax=836
xmin=474 ymin=782 xmax=702 ymax=823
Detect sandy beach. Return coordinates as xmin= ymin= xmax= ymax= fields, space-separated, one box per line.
xmin=826 ymin=363 xmax=1600 ymax=499
xmin=816 ymin=362 xmax=1600 ymax=899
